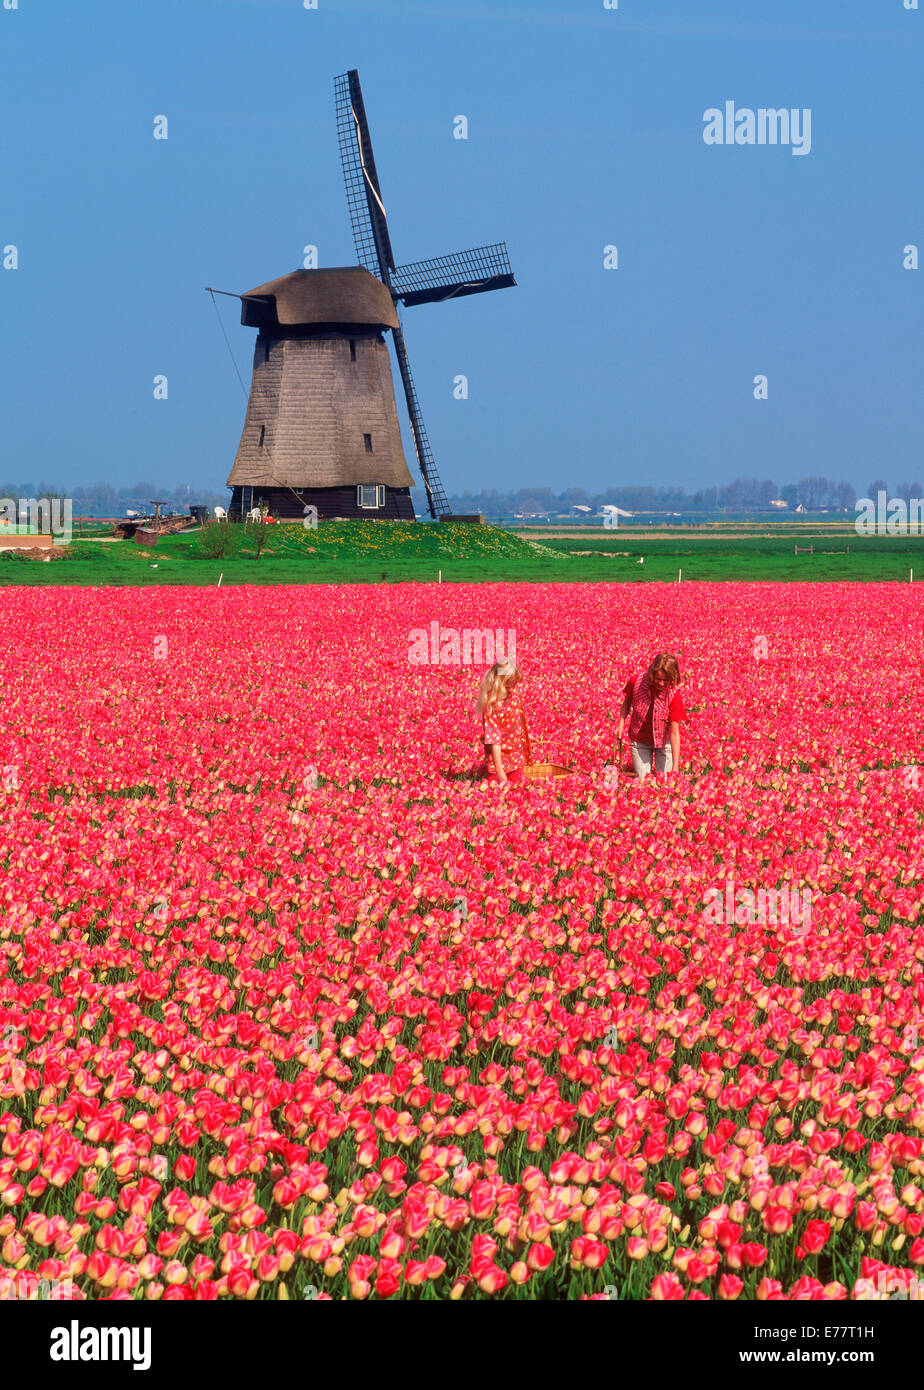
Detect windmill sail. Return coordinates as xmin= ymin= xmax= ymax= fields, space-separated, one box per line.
xmin=335 ymin=68 xmax=516 ymax=522
xmin=391 ymin=244 xmax=516 ymax=307
xmin=335 ymin=69 xmax=451 ymax=518
xmin=335 ymin=70 xmax=396 ymax=279
xmin=391 ymin=322 xmax=449 ymax=518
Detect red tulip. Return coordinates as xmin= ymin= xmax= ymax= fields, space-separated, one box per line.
xmin=802 ymin=1219 xmax=831 ymax=1255
xmin=650 ymin=1273 xmax=685 ymax=1300
xmin=763 ymin=1206 xmax=792 ymax=1235
xmin=718 ymin=1273 xmax=743 ymax=1300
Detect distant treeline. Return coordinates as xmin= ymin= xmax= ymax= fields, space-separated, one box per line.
xmin=428 ymin=476 xmax=923 ymax=518
xmin=3 ymin=474 xmax=922 ymax=520
xmin=0 ymin=480 xmax=228 ymax=517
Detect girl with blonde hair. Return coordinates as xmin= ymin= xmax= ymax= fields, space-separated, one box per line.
xmin=615 ymin=652 xmax=686 ymax=780
xmin=476 ymin=658 xmax=526 ymax=784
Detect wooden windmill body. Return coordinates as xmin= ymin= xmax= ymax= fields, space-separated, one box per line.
xmin=227 ymin=268 xmax=415 ymax=521
xmin=221 ymin=70 xmax=515 ymax=523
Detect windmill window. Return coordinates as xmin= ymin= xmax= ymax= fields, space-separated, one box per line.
xmin=363 ymin=433 xmax=373 ymax=453
xmin=258 ymin=425 xmax=265 ymax=447
xmin=349 ymin=339 xmax=357 ymax=361
xmin=357 ymin=485 xmax=385 ymax=509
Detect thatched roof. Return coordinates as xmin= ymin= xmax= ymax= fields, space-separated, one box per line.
xmin=241 ymin=267 xmax=399 ymax=329
xmin=227 ymin=335 xmax=414 ymax=491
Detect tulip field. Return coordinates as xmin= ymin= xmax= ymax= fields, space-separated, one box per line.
xmin=2 ymin=579 xmax=924 ymax=1302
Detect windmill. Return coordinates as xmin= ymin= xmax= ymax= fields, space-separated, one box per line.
xmin=222 ymin=70 xmax=515 ymax=523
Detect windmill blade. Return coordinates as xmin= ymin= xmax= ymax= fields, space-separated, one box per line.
xmin=391 ymin=322 xmax=450 ymax=519
xmin=391 ymin=243 xmax=516 ymax=307
xmin=334 ymin=70 xmax=396 ymax=280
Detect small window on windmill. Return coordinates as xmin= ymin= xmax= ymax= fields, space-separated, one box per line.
xmin=357 ymin=485 xmax=382 ymax=509
xmin=349 ymin=339 xmax=357 ymax=362
xmin=363 ymin=433 xmax=373 ymax=453
xmin=258 ymin=425 xmax=265 ymax=447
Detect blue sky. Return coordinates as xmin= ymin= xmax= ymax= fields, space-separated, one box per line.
xmin=0 ymin=0 xmax=921 ymax=499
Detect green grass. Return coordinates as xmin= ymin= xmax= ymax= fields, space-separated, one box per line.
xmin=1 ymin=519 xmax=922 ymax=585
xmin=536 ymin=530 xmax=924 ymax=582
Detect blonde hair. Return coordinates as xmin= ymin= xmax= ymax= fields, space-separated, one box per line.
xmin=476 ymin=658 xmax=521 ymax=715
xmin=648 ymin=651 xmax=681 ymax=687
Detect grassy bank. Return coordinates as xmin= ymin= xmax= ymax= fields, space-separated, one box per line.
xmin=1 ymin=519 xmax=923 ymax=585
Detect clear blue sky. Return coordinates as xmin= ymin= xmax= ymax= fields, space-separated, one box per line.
xmin=1 ymin=0 xmax=921 ymax=499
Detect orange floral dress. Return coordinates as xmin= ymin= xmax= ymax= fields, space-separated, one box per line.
xmin=482 ymin=691 xmax=528 ymax=777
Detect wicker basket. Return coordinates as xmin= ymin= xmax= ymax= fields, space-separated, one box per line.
xmin=522 ymin=762 xmax=571 ymax=780
xmin=518 ymin=708 xmax=570 ymax=779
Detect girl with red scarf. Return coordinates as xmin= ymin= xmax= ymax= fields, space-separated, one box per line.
xmin=615 ymin=652 xmax=686 ymax=780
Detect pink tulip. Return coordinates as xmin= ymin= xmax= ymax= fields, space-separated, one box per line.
xmin=475 ymin=1264 xmax=507 ymax=1294
xmin=718 ymin=1274 xmax=744 ymax=1300
xmin=650 ymin=1274 xmax=685 ymax=1300
xmin=763 ymin=1205 xmax=792 ymax=1235
xmin=802 ymin=1219 xmax=831 ymax=1255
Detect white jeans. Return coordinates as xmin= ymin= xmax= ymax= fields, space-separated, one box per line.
xmin=630 ymin=741 xmax=673 ymax=779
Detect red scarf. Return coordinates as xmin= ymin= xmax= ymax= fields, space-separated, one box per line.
xmin=627 ymin=671 xmax=674 ymax=747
